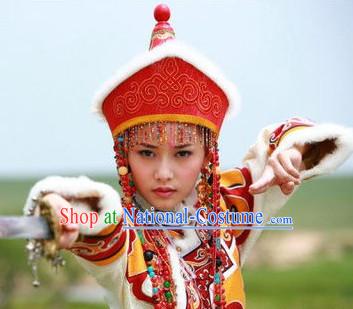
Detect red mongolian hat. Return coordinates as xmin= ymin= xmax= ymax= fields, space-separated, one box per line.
xmin=92 ymin=4 xmax=240 ymax=137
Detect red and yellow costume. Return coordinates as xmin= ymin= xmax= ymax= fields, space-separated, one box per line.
xmin=24 ymin=4 xmax=353 ymax=309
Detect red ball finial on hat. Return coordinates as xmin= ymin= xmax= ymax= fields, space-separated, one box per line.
xmin=149 ymin=4 xmax=175 ymax=50
xmin=154 ymin=4 xmax=170 ymax=22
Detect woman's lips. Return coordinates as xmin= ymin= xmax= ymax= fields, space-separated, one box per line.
xmin=153 ymin=188 xmax=176 ymax=198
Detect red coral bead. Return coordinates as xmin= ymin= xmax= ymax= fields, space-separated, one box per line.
xmin=154 ymin=4 xmax=170 ymax=22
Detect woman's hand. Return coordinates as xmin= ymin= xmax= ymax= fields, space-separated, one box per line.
xmin=41 ymin=193 xmax=80 ymax=249
xmin=249 ymin=145 xmax=306 ymax=196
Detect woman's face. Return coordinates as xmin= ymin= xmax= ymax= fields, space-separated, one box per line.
xmin=128 ymin=123 xmax=208 ymax=211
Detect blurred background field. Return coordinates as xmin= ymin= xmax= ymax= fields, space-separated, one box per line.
xmin=0 ymin=175 xmax=352 ymax=308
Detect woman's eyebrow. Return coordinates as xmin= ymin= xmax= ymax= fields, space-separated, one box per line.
xmin=139 ymin=143 xmax=158 ymax=149
xmin=175 ymin=144 xmax=193 ymax=149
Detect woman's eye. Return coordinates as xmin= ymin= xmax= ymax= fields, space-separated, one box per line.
xmin=138 ymin=150 xmax=155 ymax=157
xmin=176 ymin=150 xmax=192 ymax=158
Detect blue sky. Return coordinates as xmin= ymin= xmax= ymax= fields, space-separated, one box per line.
xmin=0 ymin=0 xmax=352 ymax=177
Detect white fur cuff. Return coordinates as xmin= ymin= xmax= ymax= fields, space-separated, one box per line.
xmin=24 ymin=176 xmax=122 ymax=235
xmin=272 ymin=123 xmax=353 ymax=179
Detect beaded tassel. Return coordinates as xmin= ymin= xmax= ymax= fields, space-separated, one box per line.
xmin=210 ymin=142 xmax=226 ymax=308
xmin=194 ymin=132 xmax=226 ymax=308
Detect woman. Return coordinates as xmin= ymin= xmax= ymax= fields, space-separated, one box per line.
xmin=25 ymin=4 xmax=353 ymax=308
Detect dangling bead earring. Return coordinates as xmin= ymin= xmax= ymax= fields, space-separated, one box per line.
xmin=114 ymin=132 xmax=136 ymax=211
xmin=195 ymin=126 xmax=213 ymax=213
xmin=196 ymin=164 xmax=212 ymax=210
xmin=209 ymin=141 xmax=226 ymax=308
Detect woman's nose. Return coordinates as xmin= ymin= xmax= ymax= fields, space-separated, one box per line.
xmin=154 ymin=159 xmax=174 ymax=181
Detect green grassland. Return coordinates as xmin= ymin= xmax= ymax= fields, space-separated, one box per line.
xmin=244 ymin=254 xmax=353 ymax=309
xmin=0 ymin=175 xmax=352 ymax=308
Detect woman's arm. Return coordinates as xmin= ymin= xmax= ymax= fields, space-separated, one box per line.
xmin=24 ymin=176 xmax=127 ymax=266
xmin=219 ymin=117 xmax=353 ymax=266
